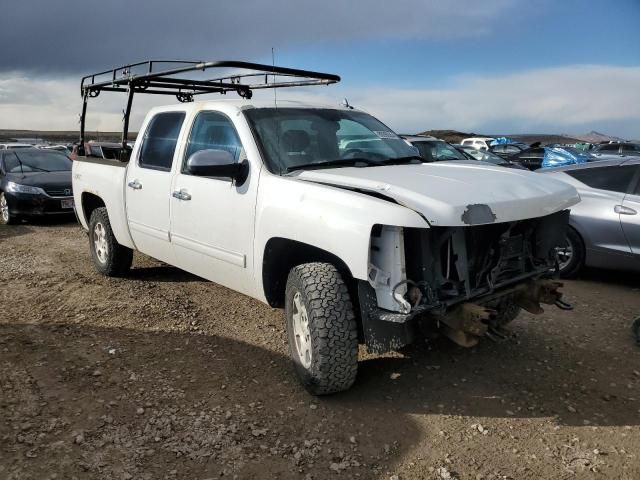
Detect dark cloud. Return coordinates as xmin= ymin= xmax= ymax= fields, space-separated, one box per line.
xmin=0 ymin=0 xmax=513 ymax=74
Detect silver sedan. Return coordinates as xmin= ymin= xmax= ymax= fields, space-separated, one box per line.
xmin=540 ymin=158 xmax=640 ymax=277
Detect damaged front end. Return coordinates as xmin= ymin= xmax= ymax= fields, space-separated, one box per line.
xmin=360 ymin=209 xmax=571 ymax=353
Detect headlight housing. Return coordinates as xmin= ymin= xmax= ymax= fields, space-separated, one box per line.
xmin=5 ymin=181 xmax=46 ymax=195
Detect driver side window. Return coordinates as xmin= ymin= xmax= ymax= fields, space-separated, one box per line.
xmin=183 ymin=111 xmax=244 ymax=174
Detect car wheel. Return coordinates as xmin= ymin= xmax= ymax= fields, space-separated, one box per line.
xmin=285 ymin=262 xmax=359 ymax=395
xmin=0 ymin=192 xmax=19 ymax=225
xmin=88 ymin=207 xmax=133 ymax=276
xmin=557 ymin=227 xmax=585 ymax=278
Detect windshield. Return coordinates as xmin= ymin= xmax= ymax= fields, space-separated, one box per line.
xmin=4 ymin=150 xmax=72 ymax=173
xmin=462 ymin=147 xmax=505 ymax=165
xmin=412 ymin=140 xmax=467 ymax=161
xmin=556 ymin=146 xmax=594 ymax=158
xmin=243 ymin=108 xmax=419 ymax=173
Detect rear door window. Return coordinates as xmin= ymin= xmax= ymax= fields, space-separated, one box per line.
xmin=139 ymin=112 xmax=186 ymax=171
xmin=567 ymin=165 xmax=638 ymax=193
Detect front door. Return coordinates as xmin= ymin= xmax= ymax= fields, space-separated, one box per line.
xmin=125 ymin=110 xmax=186 ymax=264
xmin=170 ymin=110 xmax=259 ymax=296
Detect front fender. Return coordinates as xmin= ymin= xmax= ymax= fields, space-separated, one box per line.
xmin=253 ymin=172 xmax=427 ymax=301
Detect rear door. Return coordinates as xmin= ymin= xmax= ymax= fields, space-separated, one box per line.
xmin=169 ymin=109 xmax=259 ymax=296
xmin=125 ymin=110 xmax=186 ymax=264
xmin=566 ymin=165 xmax=637 ymax=258
xmin=620 ymin=164 xmax=640 ymax=255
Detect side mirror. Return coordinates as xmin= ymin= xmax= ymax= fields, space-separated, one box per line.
xmin=185 ymin=149 xmax=248 ymax=185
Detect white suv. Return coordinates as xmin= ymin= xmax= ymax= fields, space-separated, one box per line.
xmin=461 ymin=137 xmax=495 ymax=151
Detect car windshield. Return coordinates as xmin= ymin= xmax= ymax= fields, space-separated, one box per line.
xmin=243 ymin=108 xmax=420 ymax=173
xmin=412 ymin=140 xmax=467 ymax=161
xmin=462 ymin=148 xmax=505 ymax=165
xmin=5 ymin=150 xmax=72 ymax=173
xmin=557 ymin=146 xmax=594 ymax=158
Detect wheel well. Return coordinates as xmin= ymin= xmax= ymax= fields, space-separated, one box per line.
xmin=567 ymin=224 xmax=586 ymax=251
xmin=81 ymin=193 xmax=105 ymax=226
xmin=262 ymin=238 xmax=355 ymax=308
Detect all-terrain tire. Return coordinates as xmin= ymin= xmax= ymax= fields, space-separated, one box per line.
xmin=285 ymin=262 xmax=359 ymax=395
xmin=0 ymin=192 xmax=20 ymax=225
xmin=558 ymin=227 xmax=585 ymax=278
xmin=88 ymin=207 xmax=133 ymax=277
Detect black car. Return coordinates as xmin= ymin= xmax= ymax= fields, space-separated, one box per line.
xmin=0 ymin=148 xmax=74 ymax=224
xmin=505 ymin=146 xmax=547 ymax=170
xmin=592 ymin=142 xmax=640 ymax=157
xmin=489 ymin=143 xmax=528 ymax=158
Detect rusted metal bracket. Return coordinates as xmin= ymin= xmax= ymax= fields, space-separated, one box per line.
xmin=438 ymin=303 xmax=497 ymax=347
xmin=515 ymin=279 xmax=564 ymax=314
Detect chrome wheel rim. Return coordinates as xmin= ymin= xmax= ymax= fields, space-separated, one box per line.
xmin=292 ymin=291 xmax=312 ymax=368
xmin=93 ymin=222 xmax=109 ymax=264
xmin=0 ymin=195 xmax=8 ymax=223
xmin=556 ymin=238 xmax=574 ymax=271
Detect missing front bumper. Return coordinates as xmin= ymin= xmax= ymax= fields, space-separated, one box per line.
xmin=358 ymin=277 xmax=569 ymax=353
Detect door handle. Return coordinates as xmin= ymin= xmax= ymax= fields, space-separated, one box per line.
xmin=615 ymin=205 xmax=637 ymax=215
xmin=172 ymin=190 xmax=192 ymax=201
xmin=127 ymin=180 xmax=142 ymax=190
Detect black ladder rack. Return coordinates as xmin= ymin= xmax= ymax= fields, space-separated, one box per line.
xmin=79 ymin=60 xmax=340 ymax=160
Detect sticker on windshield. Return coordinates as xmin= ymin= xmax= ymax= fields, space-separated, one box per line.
xmin=373 ymin=130 xmax=399 ymax=139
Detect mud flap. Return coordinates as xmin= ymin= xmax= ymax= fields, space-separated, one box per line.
xmin=357 ymin=281 xmax=418 ymax=354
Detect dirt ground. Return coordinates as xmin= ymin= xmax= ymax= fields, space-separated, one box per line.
xmin=1 ymin=220 xmax=639 ymax=480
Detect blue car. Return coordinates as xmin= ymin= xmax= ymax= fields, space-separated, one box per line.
xmin=508 ymin=146 xmax=595 ymax=170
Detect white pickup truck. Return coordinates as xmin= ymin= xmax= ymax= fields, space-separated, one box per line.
xmin=72 ymin=61 xmax=580 ymax=394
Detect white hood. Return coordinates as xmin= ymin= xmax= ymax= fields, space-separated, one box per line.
xmin=296 ymin=161 xmax=580 ymax=227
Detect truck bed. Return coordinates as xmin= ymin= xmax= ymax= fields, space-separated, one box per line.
xmin=72 ymin=156 xmax=135 ymax=249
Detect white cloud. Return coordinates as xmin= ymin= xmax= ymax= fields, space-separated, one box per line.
xmin=280 ymin=65 xmax=640 ymax=137
xmin=1 ymin=64 xmax=639 ymax=138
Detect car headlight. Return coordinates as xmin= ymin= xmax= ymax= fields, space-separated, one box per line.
xmin=5 ymin=181 xmax=46 ymax=195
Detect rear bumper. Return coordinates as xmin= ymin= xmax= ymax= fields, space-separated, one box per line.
xmin=4 ymin=191 xmax=75 ymax=217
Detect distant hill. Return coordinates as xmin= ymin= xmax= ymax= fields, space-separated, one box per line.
xmin=572 ymin=130 xmax=628 ymax=144
xmin=416 ymin=130 xmax=473 ymax=143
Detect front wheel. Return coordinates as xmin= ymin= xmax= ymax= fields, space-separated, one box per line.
xmin=0 ymin=192 xmax=19 ymax=225
xmin=88 ymin=207 xmax=133 ymax=276
xmin=557 ymin=228 xmax=585 ymax=278
xmin=285 ymin=262 xmax=359 ymax=395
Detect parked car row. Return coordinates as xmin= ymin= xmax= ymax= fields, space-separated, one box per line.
xmin=2 ymin=58 xmax=638 ymax=396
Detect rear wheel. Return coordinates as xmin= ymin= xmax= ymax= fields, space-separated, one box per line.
xmin=0 ymin=193 xmax=19 ymax=225
xmin=557 ymin=228 xmax=585 ymax=278
xmin=285 ymin=262 xmax=359 ymax=395
xmin=88 ymin=207 xmax=133 ymax=276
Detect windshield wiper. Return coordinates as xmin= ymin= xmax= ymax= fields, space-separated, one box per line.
xmin=285 ymin=158 xmax=384 ymax=173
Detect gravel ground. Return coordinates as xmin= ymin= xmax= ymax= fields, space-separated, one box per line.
xmin=1 ymin=220 xmax=639 ymax=480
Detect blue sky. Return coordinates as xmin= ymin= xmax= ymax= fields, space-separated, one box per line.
xmin=272 ymin=0 xmax=640 ymax=88
xmin=1 ymin=0 xmax=639 ymax=138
